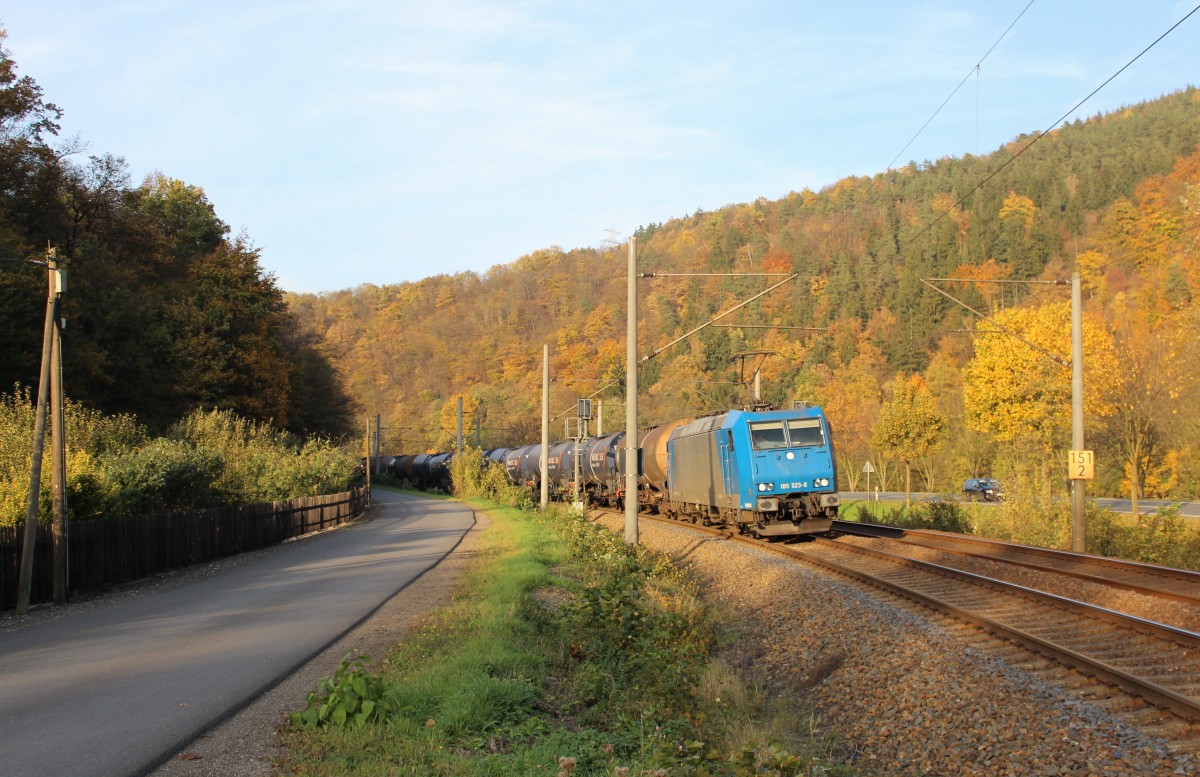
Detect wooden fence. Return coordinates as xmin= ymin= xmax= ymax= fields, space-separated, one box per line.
xmin=1 ymin=488 xmax=367 ymax=610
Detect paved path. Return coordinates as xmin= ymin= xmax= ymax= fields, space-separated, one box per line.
xmin=0 ymin=491 xmax=474 ymax=777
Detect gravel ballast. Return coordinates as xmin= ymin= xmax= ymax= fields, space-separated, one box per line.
xmin=596 ymin=513 xmax=1199 ymax=777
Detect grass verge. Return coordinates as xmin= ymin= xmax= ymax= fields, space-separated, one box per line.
xmin=277 ymin=500 xmax=856 ymax=776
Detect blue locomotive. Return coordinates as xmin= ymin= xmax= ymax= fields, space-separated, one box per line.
xmin=386 ymin=404 xmax=839 ymax=539
xmin=663 ymin=406 xmax=838 ymax=537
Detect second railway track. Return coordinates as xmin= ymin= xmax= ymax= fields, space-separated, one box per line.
xmin=832 ymin=519 xmax=1200 ymax=607
xmin=619 ymin=509 xmax=1200 ymax=747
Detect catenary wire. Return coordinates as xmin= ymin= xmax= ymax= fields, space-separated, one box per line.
xmin=899 ymin=2 xmax=1200 ymax=257
xmin=887 ymin=0 xmax=1038 ymax=171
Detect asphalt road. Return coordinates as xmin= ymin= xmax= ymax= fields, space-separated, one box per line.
xmin=0 ymin=490 xmax=474 ymax=777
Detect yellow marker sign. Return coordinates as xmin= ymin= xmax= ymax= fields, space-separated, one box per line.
xmin=1069 ymin=450 xmax=1095 ymax=481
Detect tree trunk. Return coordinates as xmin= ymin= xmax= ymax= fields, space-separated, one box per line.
xmin=905 ymin=461 xmax=911 ymax=511
xmin=1131 ymin=443 xmax=1140 ymax=522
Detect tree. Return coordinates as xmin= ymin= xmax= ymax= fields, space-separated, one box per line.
xmin=872 ymin=374 xmax=944 ymax=508
xmin=962 ymin=301 xmax=1119 ymax=492
xmin=1105 ymin=304 xmax=1196 ymax=515
xmin=0 ymin=29 xmax=66 ymax=393
xmin=436 ymin=394 xmax=481 ymax=451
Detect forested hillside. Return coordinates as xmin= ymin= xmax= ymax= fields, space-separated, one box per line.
xmin=0 ymin=33 xmax=354 ymax=437
xmin=293 ymin=89 xmax=1200 ymax=501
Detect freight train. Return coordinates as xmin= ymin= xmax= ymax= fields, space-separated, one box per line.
xmin=385 ymin=404 xmax=839 ymax=538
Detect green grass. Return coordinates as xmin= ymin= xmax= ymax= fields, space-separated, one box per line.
xmin=278 ymin=500 xmax=859 ymax=776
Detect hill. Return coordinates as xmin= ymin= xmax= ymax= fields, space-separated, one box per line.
xmin=292 ymin=88 xmax=1200 ymax=502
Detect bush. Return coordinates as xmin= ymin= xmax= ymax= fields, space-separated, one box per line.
xmin=1087 ymin=504 xmax=1200 ymax=570
xmin=0 ymin=390 xmax=359 ymax=524
xmin=1 ymin=388 xmax=148 ymax=525
xmin=878 ymin=498 xmax=973 ymax=534
xmin=101 ymin=438 xmax=225 ymax=516
xmin=451 ymin=445 xmax=532 ymax=508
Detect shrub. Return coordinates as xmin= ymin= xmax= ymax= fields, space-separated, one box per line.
xmin=877 ymin=498 xmax=973 ymax=534
xmin=0 ymin=391 xmax=359 ymax=524
xmin=101 ymin=438 xmax=224 ymax=516
xmin=451 ymin=445 xmax=532 ymax=508
xmin=1087 ymin=504 xmax=1200 ymax=570
xmin=1 ymin=388 xmax=148 ymax=525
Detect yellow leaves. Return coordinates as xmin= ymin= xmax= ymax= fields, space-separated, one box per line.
xmin=1076 ymin=250 xmax=1110 ymax=294
xmin=952 ymin=259 xmax=1012 ymax=309
xmin=871 ymin=374 xmax=944 ymax=463
xmin=582 ymin=305 xmax=617 ymax=341
xmin=670 ymin=228 xmax=698 ymax=257
xmin=962 ymin=301 xmax=1118 ymax=448
xmin=998 ymin=191 xmax=1037 ymax=231
xmin=437 ymin=394 xmax=481 ymax=449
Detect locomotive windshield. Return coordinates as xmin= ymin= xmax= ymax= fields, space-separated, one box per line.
xmin=748 ymin=421 xmax=788 ymax=450
xmin=787 ymin=418 xmax=826 ymax=447
xmin=749 ymin=418 xmax=827 ymax=450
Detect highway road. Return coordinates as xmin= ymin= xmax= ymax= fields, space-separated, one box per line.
xmin=0 ymin=490 xmax=474 ymax=777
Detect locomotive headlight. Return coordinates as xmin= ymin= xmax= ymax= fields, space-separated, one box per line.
xmin=814 ymin=478 xmax=829 ymax=487
xmin=757 ymin=482 xmax=774 ymax=492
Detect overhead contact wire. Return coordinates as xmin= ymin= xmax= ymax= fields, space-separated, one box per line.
xmin=886 ymin=0 xmax=1038 ymax=171
xmin=900 ymin=2 xmax=1200 ymax=255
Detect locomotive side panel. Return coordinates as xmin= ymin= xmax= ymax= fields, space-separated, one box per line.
xmin=669 ymin=426 xmax=736 ymax=516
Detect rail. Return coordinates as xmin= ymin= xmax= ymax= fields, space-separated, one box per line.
xmin=832 ymin=519 xmax=1200 ymax=605
xmin=626 ymin=509 xmax=1200 ymax=725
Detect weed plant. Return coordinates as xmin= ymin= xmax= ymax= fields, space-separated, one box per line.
xmin=0 ymin=389 xmax=359 ymax=525
xmin=283 ymin=493 xmax=856 ymax=776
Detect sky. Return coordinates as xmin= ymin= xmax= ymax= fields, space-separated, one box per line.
xmin=2 ymin=1 xmax=1198 ymax=294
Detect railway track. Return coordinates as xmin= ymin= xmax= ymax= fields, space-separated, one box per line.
xmin=832 ymin=519 xmax=1200 ymax=606
xmin=623 ymin=510 xmax=1200 ymax=736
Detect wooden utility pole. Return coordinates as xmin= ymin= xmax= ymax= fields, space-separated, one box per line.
xmin=17 ymin=249 xmax=62 ymax=614
xmin=51 ymin=257 xmax=68 ymax=604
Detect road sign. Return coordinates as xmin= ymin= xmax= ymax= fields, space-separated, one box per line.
xmin=862 ymin=461 xmax=875 ymax=474
xmin=1069 ymin=450 xmax=1095 ymax=480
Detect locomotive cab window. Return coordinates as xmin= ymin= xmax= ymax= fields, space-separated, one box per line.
xmin=786 ymin=418 xmax=826 ymax=447
xmin=748 ymin=421 xmax=788 ymax=450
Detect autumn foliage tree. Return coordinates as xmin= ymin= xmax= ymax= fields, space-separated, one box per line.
xmin=0 ymin=39 xmax=353 ymax=437
xmin=872 ymin=374 xmax=944 ymax=508
xmin=962 ymin=301 xmax=1119 ymax=492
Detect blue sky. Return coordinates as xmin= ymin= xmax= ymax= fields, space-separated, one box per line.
xmin=3 ymin=1 xmax=1198 ymax=294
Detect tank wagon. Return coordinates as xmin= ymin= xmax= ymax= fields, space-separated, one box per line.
xmin=386 ymin=405 xmax=838 ymax=538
